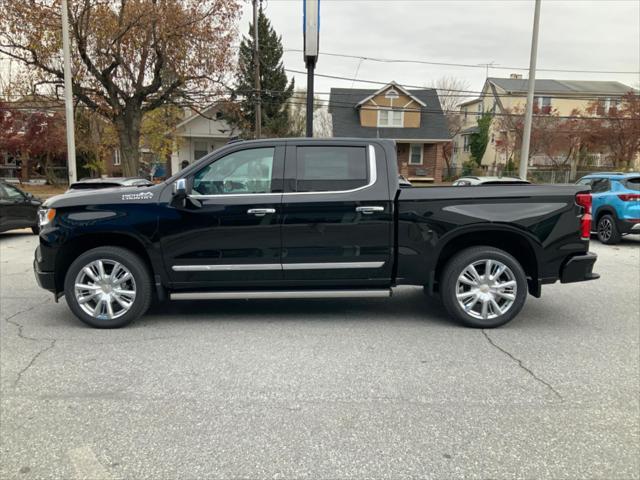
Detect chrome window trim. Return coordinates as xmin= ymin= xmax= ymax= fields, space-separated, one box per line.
xmin=178 ymin=144 xmax=377 ymax=199
xmin=189 ymin=192 xmax=282 ymax=199
xmin=172 ymin=261 xmax=385 ymax=272
xmin=283 ymin=144 xmax=377 ymax=196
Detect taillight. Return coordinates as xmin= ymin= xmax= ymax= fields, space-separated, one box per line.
xmin=618 ymin=194 xmax=640 ymax=201
xmin=576 ymin=193 xmax=592 ymax=240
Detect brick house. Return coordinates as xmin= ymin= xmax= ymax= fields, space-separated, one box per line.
xmin=329 ymin=82 xmax=450 ymax=182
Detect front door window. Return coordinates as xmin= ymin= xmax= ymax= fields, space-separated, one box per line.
xmin=192 ymin=148 xmax=275 ymax=195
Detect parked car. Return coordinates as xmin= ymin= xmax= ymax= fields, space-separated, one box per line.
xmin=0 ymin=180 xmax=42 ymax=234
xmin=453 ymin=176 xmax=531 ymax=186
xmin=34 ymin=139 xmax=598 ymax=329
xmin=67 ymin=177 xmax=153 ymax=192
xmin=576 ymin=172 xmax=640 ymax=244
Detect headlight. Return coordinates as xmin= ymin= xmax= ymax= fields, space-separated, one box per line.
xmin=38 ymin=208 xmax=56 ymax=227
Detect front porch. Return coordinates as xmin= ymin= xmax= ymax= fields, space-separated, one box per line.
xmin=396 ymin=142 xmax=446 ymax=183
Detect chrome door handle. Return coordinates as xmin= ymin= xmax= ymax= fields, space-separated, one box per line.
xmin=247 ymin=208 xmax=276 ymax=217
xmin=355 ymin=206 xmax=384 ymax=215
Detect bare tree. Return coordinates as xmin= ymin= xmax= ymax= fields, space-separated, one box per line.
xmin=288 ymin=89 xmax=332 ymax=138
xmin=434 ymin=76 xmax=471 ymax=173
xmin=0 ymin=0 xmax=240 ymax=176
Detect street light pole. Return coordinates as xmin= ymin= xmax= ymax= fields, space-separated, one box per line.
xmin=61 ymin=0 xmax=77 ymax=184
xmin=519 ymin=0 xmax=542 ymax=180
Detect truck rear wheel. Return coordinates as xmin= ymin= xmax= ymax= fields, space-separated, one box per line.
xmin=63 ymin=246 xmax=152 ymax=328
xmin=440 ymin=246 xmax=527 ymax=328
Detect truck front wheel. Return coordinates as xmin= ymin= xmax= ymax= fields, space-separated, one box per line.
xmin=63 ymin=246 xmax=152 ymax=328
xmin=440 ymin=246 xmax=527 ymax=328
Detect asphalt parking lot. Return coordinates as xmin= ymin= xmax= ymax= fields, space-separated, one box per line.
xmin=1 ymin=232 xmax=638 ymax=479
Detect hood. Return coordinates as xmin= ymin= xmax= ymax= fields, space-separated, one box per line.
xmin=43 ymin=183 xmax=165 ymax=209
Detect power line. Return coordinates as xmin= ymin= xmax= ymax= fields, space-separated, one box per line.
xmin=284 ymin=69 xmax=638 ymax=100
xmin=283 ymin=49 xmax=640 ymax=75
xmin=2 ymin=98 xmax=637 ymax=122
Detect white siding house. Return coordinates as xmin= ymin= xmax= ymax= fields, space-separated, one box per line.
xmin=170 ymin=106 xmax=237 ymax=175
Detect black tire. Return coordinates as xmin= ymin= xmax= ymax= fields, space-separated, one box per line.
xmin=63 ymin=246 xmax=152 ymax=328
xmin=440 ymin=246 xmax=528 ymax=328
xmin=597 ymin=214 xmax=621 ymax=245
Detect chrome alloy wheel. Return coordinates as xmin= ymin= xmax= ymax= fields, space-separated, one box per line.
xmin=455 ymin=259 xmax=517 ymax=320
xmin=598 ymin=217 xmax=612 ymax=242
xmin=74 ymin=259 xmax=136 ymax=320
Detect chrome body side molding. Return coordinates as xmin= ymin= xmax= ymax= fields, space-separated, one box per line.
xmin=170 ymin=289 xmax=392 ymax=301
xmin=172 ymin=261 xmax=385 ymax=272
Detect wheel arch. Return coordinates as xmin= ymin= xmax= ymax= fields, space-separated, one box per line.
xmin=54 ymin=232 xmax=157 ymax=294
xmin=432 ymin=227 xmax=541 ymax=297
xmin=594 ymin=205 xmax=617 ymax=224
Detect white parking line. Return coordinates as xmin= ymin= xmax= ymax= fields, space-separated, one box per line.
xmin=67 ymin=446 xmax=113 ymax=480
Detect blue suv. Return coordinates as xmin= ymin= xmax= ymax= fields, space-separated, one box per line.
xmin=576 ymin=172 xmax=640 ymax=244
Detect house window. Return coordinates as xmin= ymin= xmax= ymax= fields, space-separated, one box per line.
xmin=463 ymin=107 xmax=468 ymax=120
xmin=113 ymin=149 xmax=121 ymax=166
xmin=603 ymin=97 xmax=621 ymax=113
xmin=477 ymin=103 xmax=483 ymax=114
xmin=534 ymin=96 xmax=551 ymax=114
xmin=409 ymin=144 xmax=423 ymax=165
xmin=194 ymin=141 xmax=208 ymax=160
xmin=378 ymin=109 xmax=403 ymax=127
xmin=463 ymin=135 xmax=471 ymax=152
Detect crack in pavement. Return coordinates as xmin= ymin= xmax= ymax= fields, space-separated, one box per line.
xmin=3 ymin=300 xmax=58 ymax=388
xmin=3 ymin=300 xmax=52 ymax=341
xmin=11 ymin=338 xmax=57 ymax=388
xmin=482 ymin=330 xmax=563 ymax=401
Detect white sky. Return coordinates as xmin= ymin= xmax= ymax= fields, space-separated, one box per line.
xmin=2 ymin=0 xmax=638 ymax=100
xmin=238 ymin=0 xmax=640 ymax=97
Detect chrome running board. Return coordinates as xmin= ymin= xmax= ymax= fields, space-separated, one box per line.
xmin=170 ymin=289 xmax=392 ymax=301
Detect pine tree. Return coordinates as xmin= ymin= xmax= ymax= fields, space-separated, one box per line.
xmin=234 ymin=7 xmax=295 ymax=137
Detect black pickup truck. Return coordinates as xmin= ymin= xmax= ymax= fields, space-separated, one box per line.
xmin=34 ymin=138 xmax=598 ymax=329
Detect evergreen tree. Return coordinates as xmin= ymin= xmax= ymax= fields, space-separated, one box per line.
xmin=470 ymin=112 xmax=493 ymax=165
xmin=234 ymin=8 xmax=295 ymax=137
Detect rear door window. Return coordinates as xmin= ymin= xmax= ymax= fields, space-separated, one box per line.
xmin=590 ymin=178 xmax=610 ymax=193
xmin=2 ymin=184 xmax=25 ymax=200
xmin=294 ymin=146 xmax=369 ymax=192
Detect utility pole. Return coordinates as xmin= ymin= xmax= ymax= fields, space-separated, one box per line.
xmin=61 ymin=0 xmax=77 ymax=184
xmin=519 ymin=0 xmax=541 ymax=180
xmin=252 ymin=0 xmax=261 ymax=139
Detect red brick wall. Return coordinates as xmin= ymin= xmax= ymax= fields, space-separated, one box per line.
xmin=396 ymin=142 xmax=445 ymax=182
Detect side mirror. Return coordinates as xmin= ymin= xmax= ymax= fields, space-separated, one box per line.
xmin=173 ymin=178 xmax=187 ymax=198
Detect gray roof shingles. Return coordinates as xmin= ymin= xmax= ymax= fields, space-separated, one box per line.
xmin=488 ymin=78 xmax=635 ymax=95
xmin=328 ymin=88 xmax=450 ymax=140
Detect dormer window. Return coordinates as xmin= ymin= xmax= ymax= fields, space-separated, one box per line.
xmin=378 ymin=109 xmax=403 ymax=127
xmin=385 ymin=89 xmax=400 ymax=100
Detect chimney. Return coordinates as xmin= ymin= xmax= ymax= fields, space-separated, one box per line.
xmin=510 ymin=73 xmax=523 ymax=79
